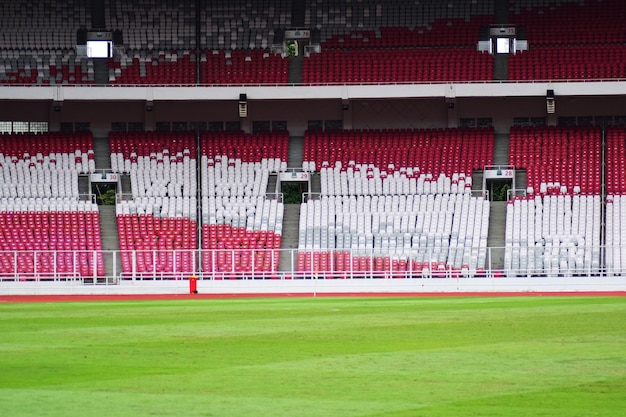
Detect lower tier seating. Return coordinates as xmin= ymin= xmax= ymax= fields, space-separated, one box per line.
xmin=201 ymin=223 xmax=282 ymax=278
xmin=605 ymin=195 xmax=626 ymax=275
xmin=199 ymin=131 xmax=287 ymax=278
xmin=298 ymin=184 xmax=489 ymax=278
xmin=111 ymin=131 xmax=198 ymax=277
xmin=0 ymin=199 xmax=104 ymax=278
xmin=303 ymin=128 xmax=493 ymax=178
xmin=509 ymin=126 xmax=601 ymax=195
xmin=504 ymin=194 xmax=601 ymax=276
xmin=200 ymin=160 xmax=284 ymax=278
xmin=297 ymin=127 xmax=493 ymax=278
xmin=605 ymin=127 xmax=626 ymax=195
xmin=116 ymin=198 xmax=197 ymax=277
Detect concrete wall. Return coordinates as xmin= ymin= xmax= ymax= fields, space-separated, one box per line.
xmin=2 ymin=276 xmax=625 ymax=295
xmin=2 ymin=82 xmax=626 ymax=136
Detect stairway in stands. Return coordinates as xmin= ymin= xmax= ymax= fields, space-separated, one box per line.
xmin=92 ymin=135 xmax=120 ymax=277
xmin=288 ymin=0 xmax=306 ymax=85
xmin=98 ymin=205 xmax=120 ymax=278
xmin=90 ymin=0 xmax=110 ymax=85
xmin=93 ymin=135 xmax=111 ymax=169
xmin=278 ymin=135 xmax=306 ymax=273
xmin=288 ymin=55 xmax=303 ymax=84
xmin=291 ymin=0 xmax=306 ymax=27
xmin=278 ymin=205 xmax=300 ymax=273
xmin=487 ymin=131 xmax=520 ymax=270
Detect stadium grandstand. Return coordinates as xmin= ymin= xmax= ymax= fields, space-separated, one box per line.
xmin=0 ymin=0 xmax=625 ymax=294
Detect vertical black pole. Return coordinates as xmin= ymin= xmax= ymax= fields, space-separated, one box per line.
xmin=196 ymin=0 xmax=201 ymax=84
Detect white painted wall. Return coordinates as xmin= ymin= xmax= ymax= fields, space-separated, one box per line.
xmin=2 ymin=276 xmax=625 ymax=296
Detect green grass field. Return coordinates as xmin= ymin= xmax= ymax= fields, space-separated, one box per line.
xmin=0 ymin=296 xmax=625 ymax=417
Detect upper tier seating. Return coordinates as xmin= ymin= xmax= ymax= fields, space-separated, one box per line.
xmin=0 ymin=49 xmax=95 ymax=85
xmin=508 ymin=0 xmax=626 ymax=81
xmin=299 ymin=128 xmax=493 ymax=278
xmin=110 ymin=132 xmax=197 ymax=277
xmin=0 ymin=0 xmax=89 ymax=49
xmin=104 ymin=1 xmax=197 ymax=85
xmin=200 ymin=0 xmax=291 ymax=50
xmin=201 ymin=49 xmax=288 ymax=85
xmin=2 ymin=0 xmax=500 ymax=85
xmin=508 ymin=126 xmax=601 ymax=195
xmin=108 ymin=48 xmax=288 ymax=86
xmin=302 ymin=1 xmax=493 ymax=84
xmin=0 ymin=132 xmax=103 ymax=278
xmin=105 ymin=0 xmax=196 ymax=50
xmin=0 ymin=0 xmax=92 ymax=85
xmin=108 ymin=50 xmax=196 ymax=85
xmin=508 ymin=45 xmax=626 ymax=81
xmin=200 ymin=131 xmax=288 ymax=278
xmin=302 ymin=48 xmax=492 ymax=84
xmin=104 ymin=0 xmax=290 ymax=85
xmin=509 ymin=0 xmax=626 ymax=46
xmin=306 ymin=0 xmax=493 ymax=47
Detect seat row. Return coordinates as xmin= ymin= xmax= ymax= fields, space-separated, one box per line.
xmin=302 ymin=48 xmax=493 ymax=84
xmin=509 ymin=0 xmax=626 ymax=46
xmin=509 ymin=45 xmax=626 ymax=81
xmin=303 ymin=128 xmax=493 ymax=178
xmin=111 ymin=132 xmax=198 ymax=276
xmin=604 ymin=127 xmax=626 ymax=194
xmin=202 ymin=130 xmax=289 ymax=166
xmin=509 ymin=126 xmax=601 ymax=194
xmin=298 ymin=191 xmax=489 ymax=276
xmin=0 ymin=201 xmax=104 ymax=277
xmin=199 ymin=131 xmax=287 ymax=275
xmin=296 ymin=252 xmax=485 ymax=279
xmin=605 ymin=195 xmax=626 ymax=275
xmin=504 ymin=194 xmax=601 ymax=276
xmin=320 ymin=167 xmax=473 ymax=196
xmin=117 ymin=213 xmax=197 ymax=276
xmin=202 ymin=195 xmax=283 ymax=233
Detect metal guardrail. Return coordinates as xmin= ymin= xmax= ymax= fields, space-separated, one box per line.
xmin=0 ymin=246 xmax=619 ymax=283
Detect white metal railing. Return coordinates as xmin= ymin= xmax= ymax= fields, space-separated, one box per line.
xmin=0 ymin=246 xmax=622 ymax=283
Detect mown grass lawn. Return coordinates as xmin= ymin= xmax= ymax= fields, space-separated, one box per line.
xmin=0 ymin=296 xmax=624 ymax=417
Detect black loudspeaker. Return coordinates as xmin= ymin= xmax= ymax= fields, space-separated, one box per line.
xmin=238 ymin=94 xmax=248 ymax=118
xmin=113 ymin=30 xmax=124 ymax=45
xmin=76 ymin=28 xmax=87 ymax=45
xmin=311 ymin=29 xmax=321 ymax=44
xmin=274 ymin=28 xmax=285 ymax=45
